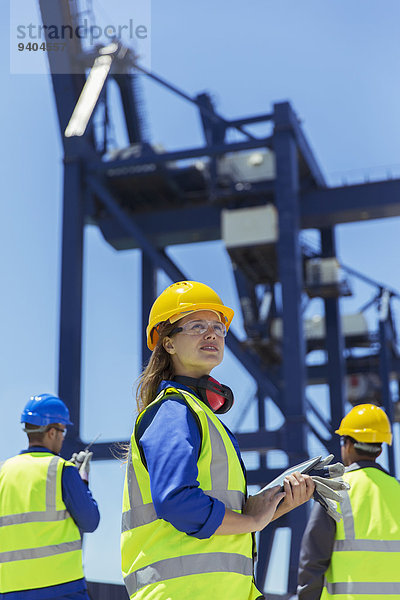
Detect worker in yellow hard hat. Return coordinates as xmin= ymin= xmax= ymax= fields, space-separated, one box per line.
xmin=297 ymin=403 xmax=400 ymax=600
xmin=121 ymin=281 xmax=315 ymax=600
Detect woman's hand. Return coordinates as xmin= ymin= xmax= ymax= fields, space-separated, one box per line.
xmin=272 ymin=472 xmax=315 ymax=520
xmin=215 ymin=484 xmax=285 ymax=535
xmin=214 ymin=473 xmax=314 ymax=535
xmin=243 ymin=485 xmax=286 ymax=532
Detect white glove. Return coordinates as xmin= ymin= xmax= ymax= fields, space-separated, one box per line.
xmin=311 ymin=475 xmax=350 ymax=522
xmin=70 ymin=450 xmax=93 ymax=482
xmin=311 ymin=475 xmax=350 ymax=502
xmin=309 ymin=455 xmax=350 ymax=522
xmin=312 ymin=454 xmax=345 ymax=478
xmin=314 ymin=493 xmax=343 ymax=523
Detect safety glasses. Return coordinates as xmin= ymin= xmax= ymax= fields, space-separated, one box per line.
xmin=169 ymin=319 xmax=227 ymax=338
xmin=52 ymin=426 xmax=67 ymax=438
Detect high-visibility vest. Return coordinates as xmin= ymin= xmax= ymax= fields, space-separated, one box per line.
xmin=121 ymin=387 xmax=263 ymax=600
xmin=0 ymin=452 xmax=84 ymax=593
xmin=321 ymin=466 xmax=400 ymax=600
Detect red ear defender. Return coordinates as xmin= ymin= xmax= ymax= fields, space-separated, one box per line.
xmin=200 ymin=376 xmax=234 ymax=413
xmin=174 ymin=375 xmax=234 ymax=414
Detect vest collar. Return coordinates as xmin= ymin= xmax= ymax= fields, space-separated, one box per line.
xmin=158 ymin=379 xmax=201 ymax=400
xmin=20 ymin=446 xmax=57 ymax=455
xmin=346 ymin=460 xmax=389 ymax=474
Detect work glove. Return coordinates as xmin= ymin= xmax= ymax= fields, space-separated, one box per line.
xmin=312 ymin=486 xmax=343 ymax=522
xmin=309 ymin=455 xmax=350 ymax=522
xmin=70 ymin=450 xmax=93 ymax=483
xmin=311 ymin=454 xmax=345 ymax=478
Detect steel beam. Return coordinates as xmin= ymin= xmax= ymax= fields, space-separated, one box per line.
xmin=273 ymin=101 xmax=309 ymax=594
xmin=235 ymin=430 xmax=282 ymax=452
xmin=256 ymin=522 xmax=278 ymax=592
xmin=257 ymin=389 xmax=268 ymax=472
xmin=274 ymin=102 xmax=308 ymax=464
xmin=308 ymin=354 xmax=400 ymax=384
xmin=277 ymin=101 xmax=326 ymax=188
xmin=38 ymin=0 xmax=96 ymax=154
xmin=96 ymin=206 xmax=221 ymax=250
xmin=232 ymin=266 xmax=261 ymax=338
xmin=196 ymin=93 xmax=225 ymax=197
xmin=58 ymin=160 xmax=85 ymax=460
xmin=87 ymin=177 xmax=185 ymax=281
xmin=90 ymin=136 xmax=273 ymax=174
xmin=301 ymin=180 xmax=400 ymax=228
xmin=379 ymin=291 xmax=396 ymax=473
xmin=285 ymin=505 xmax=309 ymax=591
xmin=196 ymin=93 xmax=226 ymax=146
xmin=228 ymin=113 xmax=273 ymax=128
xmin=95 ymin=179 xmax=400 ymax=251
xmin=225 ymin=331 xmax=280 ymax=402
xmin=141 ymin=253 xmax=156 ymax=368
xmin=321 ymin=228 xmax=345 ymax=456
xmin=114 ymin=73 xmax=145 ymax=145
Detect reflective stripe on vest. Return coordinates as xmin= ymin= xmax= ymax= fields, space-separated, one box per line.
xmin=339 ymin=490 xmax=355 ymax=540
xmin=0 ymin=453 xmax=84 ymax=593
xmin=124 ymin=552 xmax=253 ymax=596
xmin=0 ymin=456 xmax=68 ymax=527
xmin=0 ymin=539 xmax=82 ymax=563
xmin=334 ymin=539 xmax=400 ymax=552
xmin=121 ymin=387 xmax=259 ymax=600
xmin=326 ymin=582 xmax=400 ymax=595
xmin=121 ymin=445 xmax=158 ymax=531
xmin=0 ymin=509 xmax=69 ymax=527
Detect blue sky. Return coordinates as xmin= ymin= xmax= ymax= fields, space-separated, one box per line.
xmin=2 ymin=0 xmax=400 ymax=592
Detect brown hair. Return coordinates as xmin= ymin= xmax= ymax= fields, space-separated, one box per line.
xmin=27 ymin=432 xmax=46 ymax=445
xmin=114 ymin=322 xmax=178 ymax=463
xmin=136 ymin=321 xmax=177 ymax=413
xmin=25 ymin=424 xmax=50 ymax=446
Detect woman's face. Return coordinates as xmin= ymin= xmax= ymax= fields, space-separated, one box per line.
xmin=163 ymin=310 xmax=225 ymax=378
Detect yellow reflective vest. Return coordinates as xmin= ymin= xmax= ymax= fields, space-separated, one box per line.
xmin=321 ymin=465 xmax=400 ymax=599
xmin=0 ymin=452 xmax=83 ymax=593
xmin=121 ymin=386 xmax=263 ymax=600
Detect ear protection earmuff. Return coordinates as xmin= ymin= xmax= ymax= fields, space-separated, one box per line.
xmin=174 ymin=375 xmax=234 ymax=414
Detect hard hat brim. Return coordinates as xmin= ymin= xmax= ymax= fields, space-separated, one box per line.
xmin=335 ymin=427 xmax=392 ymax=445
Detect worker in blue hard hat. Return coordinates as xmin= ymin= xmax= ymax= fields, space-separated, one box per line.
xmin=297 ymin=403 xmax=400 ymax=599
xmin=0 ymin=393 xmax=100 ymax=599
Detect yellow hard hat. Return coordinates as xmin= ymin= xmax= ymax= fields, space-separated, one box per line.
xmin=335 ymin=404 xmax=392 ymax=445
xmin=146 ymin=281 xmax=234 ymax=350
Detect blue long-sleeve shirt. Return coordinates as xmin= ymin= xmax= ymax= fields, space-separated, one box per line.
xmin=136 ymin=380 xmax=245 ymax=539
xmin=0 ymin=447 xmax=100 ymax=600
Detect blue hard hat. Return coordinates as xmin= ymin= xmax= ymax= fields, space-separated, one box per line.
xmin=21 ymin=393 xmax=73 ymax=427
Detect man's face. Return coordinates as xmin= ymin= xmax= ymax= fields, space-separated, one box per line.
xmin=340 ymin=436 xmax=352 ymax=466
xmin=47 ymin=424 xmax=67 ymax=455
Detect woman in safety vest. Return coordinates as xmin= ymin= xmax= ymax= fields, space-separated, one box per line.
xmin=121 ymin=280 xmax=315 ymax=600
